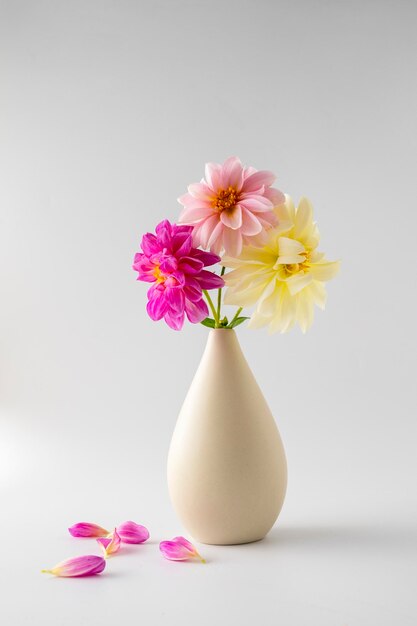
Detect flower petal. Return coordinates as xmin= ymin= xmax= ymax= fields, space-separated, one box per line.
xmin=155 ymin=220 xmax=173 ymax=249
xmin=223 ymin=227 xmax=243 ymax=257
xmin=159 ymin=537 xmax=205 ymax=562
xmin=192 ymin=249 xmax=221 ymax=267
xmin=195 ymin=270 xmax=225 ymax=290
xmin=240 ymin=207 xmax=262 ymax=236
xmin=141 ymin=233 xmax=160 ymax=256
xmin=185 ymin=297 xmax=209 ymax=323
xmin=41 ymin=555 xmax=106 ymax=577
xmin=188 ymin=182 xmax=215 ymax=201
xmin=179 ymin=206 xmax=215 ymax=224
xmin=164 ymin=311 xmax=184 ymax=330
xmin=264 ymin=187 xmax=285 ymax=206
xmin=220 ymin=156 xmax=244 ymax=189
xmin=197 ymin=214 xmax=221 ymax=248
xmin=276 ymin=237 xmax=306 ymax=265
xmin=160 ymin=256 xmax=178 ymax=274
xmin=286 ymin=271 xmax=313 ymax=295
xmin=239 ymin=196 xmax=273 ymax=213
xmin=178 ymin=256 xmax=204 ymax=274
xmin=184 ymin=284 xmax=203 ymax=302
xmin=204 ymin=162 xmax=222 ymax=190
xmin=310 ymin=260 xmax=340 ymax=282
xmin=220 ymin=205 xmax=242 ymax=230
xmin=116 ymin=521 xmax=150 ymax=544
xmin=146 ymin=290 xmax=168 ymax=321
xmin=97 ymin=529 xmax=121 ymax=557
xmin=68 ymin=523 xmax=109 ymax=538
xmin=206 ymin=220 xmax=225 ymax=252
xmin=242 ymin=170 xmax=276 ymax=192
xmin=293 ymin=196 xmax=314 ymax=240
xmin=165 ymin=286 xmax=185 ymax=313
xmin=159 ymin=540 xmax=190 ymax=561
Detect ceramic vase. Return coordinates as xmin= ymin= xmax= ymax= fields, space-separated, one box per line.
xmin=167 ymin=329 xmax=287 ymax=545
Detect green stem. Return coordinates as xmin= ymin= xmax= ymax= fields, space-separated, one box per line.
xmin=217 ymin=266 xmax=226 ymax=321
xmin=203 ymin=290 xmax=219 ymax=325
xmin=229 ymin=307 xmax=243 ymax=327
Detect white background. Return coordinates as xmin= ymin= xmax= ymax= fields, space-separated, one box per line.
xmin=1 ymin=1 xmax=416 ymax=624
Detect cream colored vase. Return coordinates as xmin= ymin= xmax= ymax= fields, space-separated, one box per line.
xmin=167 ymin=328 xmax=287 ymax=545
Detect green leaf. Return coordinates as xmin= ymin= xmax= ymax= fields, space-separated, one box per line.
xmin=228 ymin=316 xmax=250 ymax=329
xmin=200 ymin=317 xmax=216 ymax=328
xmin=219 ymin=316 xmax=229 ymax=327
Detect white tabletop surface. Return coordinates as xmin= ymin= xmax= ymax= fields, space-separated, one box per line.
xmin=2 ymin=438 xmax=417 ymax=626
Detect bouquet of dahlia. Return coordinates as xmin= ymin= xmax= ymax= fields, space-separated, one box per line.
xmin=133 ymin=157 xmax=339 ymax=333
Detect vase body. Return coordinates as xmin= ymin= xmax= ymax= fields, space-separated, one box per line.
xmin=167 ymin=329 xmax=287 ymax=545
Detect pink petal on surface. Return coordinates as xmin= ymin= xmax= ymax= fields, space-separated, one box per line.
xmin=97 ymin=529 xmax=121 ymax=557
xmin=68 ymin=523 xmax=109 ymax=538
xmin=41 ymin=555 xmax=106 ymax=577
xmin=159 ymin=540 xmax=189 ymax=560
xmin=172 ymin=536 xmax=197 ymax=552
xmin=159 ymin=536 xmax=205 ymax=563
xmin=116 ymin=521 xmax=150 ymax=544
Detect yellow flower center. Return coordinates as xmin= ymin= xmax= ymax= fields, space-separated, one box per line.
xmin=153 ymin=264 xmax=165 ymax=283
xmin=282 ymin=252 xmax=311 ymax=277
xmin=213 ymin=186 xmax=239 ymax=213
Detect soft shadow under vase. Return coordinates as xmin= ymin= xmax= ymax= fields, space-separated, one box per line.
xmin=167 ymin=329 xmax=287 ymax=545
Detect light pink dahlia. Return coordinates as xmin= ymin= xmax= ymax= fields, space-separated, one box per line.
xmin=178 ymin=156 xmax=285 ymax=257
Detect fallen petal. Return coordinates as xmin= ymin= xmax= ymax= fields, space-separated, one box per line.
xmin=41 ymin=555 xmax=106 ymax=577
xmin=97 ymin=528 xmax=121 ymax=557
xmin=160 ymin=536 xmax=205 ymax=563
xmin=116 ymin=521 xmax=150 ymax=544
xmin=68 ymin=522 xmax=109 ymax=538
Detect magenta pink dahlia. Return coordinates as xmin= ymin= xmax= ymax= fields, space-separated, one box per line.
xmin=178 ymin=156 xmax=285 ymax=257
xmin=132 ymin=220 xmax=224 ymax=330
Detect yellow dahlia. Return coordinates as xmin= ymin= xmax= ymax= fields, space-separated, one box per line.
xmin=222 ymin=196 xmax=339 ymax=333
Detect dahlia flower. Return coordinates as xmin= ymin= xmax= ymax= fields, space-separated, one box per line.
xmin=133 ymin=219 xmax=224 ymax=330
xmin=223 ymin=196 xmax=339 ymax=333
xmin=178 ymin=156 xmax=285 ymax=257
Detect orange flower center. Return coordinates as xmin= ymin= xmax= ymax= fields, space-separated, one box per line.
xmin=213 ymin=186 xmax=239 ymax=213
